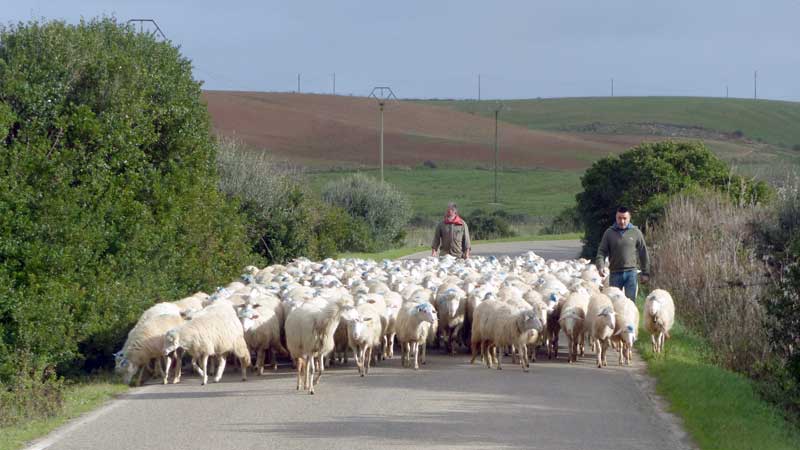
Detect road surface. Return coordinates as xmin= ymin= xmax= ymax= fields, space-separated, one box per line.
xmin=401 ymin=239 xmax=583 ymax=261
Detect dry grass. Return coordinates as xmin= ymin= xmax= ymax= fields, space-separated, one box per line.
xmin=648 ymin=192 xmax=770 ymax=374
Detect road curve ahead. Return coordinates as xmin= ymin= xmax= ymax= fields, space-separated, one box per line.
xmin=30 ymin=343 xmax=692 ymax=450
xmin=402 ymin=239 xmax=583 ymax=261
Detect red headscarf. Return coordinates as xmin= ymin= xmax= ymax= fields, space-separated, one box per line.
xmin=444 ymin=213 xmax=464 ymax=225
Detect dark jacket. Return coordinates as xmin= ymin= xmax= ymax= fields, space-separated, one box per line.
xmin=595 ymin=223 xmax=650 ymax=274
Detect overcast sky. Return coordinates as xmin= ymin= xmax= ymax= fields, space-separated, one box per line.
xmin=4 ymin=0 xmax=800 ymax=100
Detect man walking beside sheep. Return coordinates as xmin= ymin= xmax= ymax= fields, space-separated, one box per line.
xmin=595 ymin=206 xmax=650 ymax=302
xmin=432 ymin=202 xmax=471 ymax=259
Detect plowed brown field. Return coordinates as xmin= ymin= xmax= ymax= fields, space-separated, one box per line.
xmin=203 ymin=91 xmax=657 ymax=169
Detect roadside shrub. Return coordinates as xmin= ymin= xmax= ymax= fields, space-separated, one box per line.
xmin=0 ymin=17 xmax=255 ymax=421
xmin=322 ymin=173 xmax=411 ymax=251
xmin=792 ymin=144 xmax=800 ymax=152
xmin=648 ymin=192 xmax=770 ymax=374
xmin=423 ymin=160 xmax=437 ymax=169
xmin=542 ymin=205 xmax=581 ymax=234
xmin=0 ymin=352 xmax=64 ymax=426
xmin=467 ymin=209 xmax=515 ymax=240
xmin=313 ymin=203 xmax=374 ymax=256
xmin=577 ymin=140 xmax=771 ymax=257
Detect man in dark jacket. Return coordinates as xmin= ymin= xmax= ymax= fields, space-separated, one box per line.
xmin=595 ymin=206 xmax=650 ymax=302
xmin=432 ymin=202 xmax=471 ymax=259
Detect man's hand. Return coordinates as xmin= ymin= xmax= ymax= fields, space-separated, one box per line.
xmin=463 ymin=249 xmax=471 ymax=259
xmin=640 ymin=274 xmax=650 ymax=283
xmin=599 ymin=267 xmax=607 ymax=278
xmin=431 ymin=248 xmax=438 ymax=257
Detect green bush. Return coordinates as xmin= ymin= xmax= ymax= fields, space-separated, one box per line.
xmin=0 ymin=17 xmax=255 ymax=420
xmin=467 ymin=209 xmax=515 ymax=240
xmin=542 ymin=205 xmax=581 ymax=234
xmin=322 ymin=173 xmax=411 ymax=251
xmin=576 ymin=140 xmax=771 ymax=257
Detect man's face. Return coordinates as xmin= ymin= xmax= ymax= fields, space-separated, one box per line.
xmin=616 ymin=211 xmax=631 ymax=228
xmin=446 ymin=207 xmax=456 ymax=218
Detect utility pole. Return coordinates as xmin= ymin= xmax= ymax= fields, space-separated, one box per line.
xmin=478 ymin=74 xmax=481 ymax=101
xmin=297 ymin=73 xmax=301 ymax=93
xmin=754 ymin=70 xmax=758 ymax=100
xmin=333 ymin=73 xmax=336 ymax=95
xmin=611 ymin=78 xmax=614 ymax=97
xmin=492 ymin=102 xmax=504 ymax=204
xmin=368 ymin=87 xmax=398 ymax=183
xmin=726 ymin=85 xmax=729 ymax=98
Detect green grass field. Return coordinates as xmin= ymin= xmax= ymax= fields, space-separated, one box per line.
xmin=305 ymin=167 xmax=583 ymax=220
xmin=635 ymin=299 xmax=800 ymax=450
xmin=423 ymin=97 xmax=800 ymax=150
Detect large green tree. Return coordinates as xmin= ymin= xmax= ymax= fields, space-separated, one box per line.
xmin=0 ymin=18 xmax=256 ymax=379
xmin=577 ymin=140 xmax=771 ymax=257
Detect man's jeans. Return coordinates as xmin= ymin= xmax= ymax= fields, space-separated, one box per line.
xmin=609 ymin=270 xmax=638 ymax=302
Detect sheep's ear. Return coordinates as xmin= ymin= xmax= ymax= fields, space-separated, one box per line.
xmin=251 ymin=303 xmax=261 ymax=308
xmin=367 ymin=299 xmax=376 ymax=304
xmin=614 ymin=328 xmax=624 ymax=336
xmin=363 ymin=317 xmax=373 ymax=322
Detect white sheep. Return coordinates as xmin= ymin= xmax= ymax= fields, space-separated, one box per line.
xmin=558 ymin=291 xmax=590 ymax=363
xmin=644 ymin=289 xmax=675 ymax=354
xmin=484 ymin=304 xmax=542 ymax=371
xmin=115 ymin=313 xmax=185 ymax=386
xmin=612 ymin=297 xmax=640 ymax=365
xmin=236 ymin=295 xmax=289 ymax=375
xmin=395 ymin=301 xmax=437 ymax=370
xmin=586 ymin=293 xmax=616 ymax=368
xmin=346 ymin=301 xmax=384 ymax=376
xmin=285 ymin=294 xmax=357 ymax=394
xmin=434 ymin=284 xmax=467 ymax=355
xmin=162 ymin=300 xmax=251 ymax=385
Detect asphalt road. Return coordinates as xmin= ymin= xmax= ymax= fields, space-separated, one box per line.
xmin=28 ymin=240 xmax=695 ymax=450
xmin=402 ymin=239 xmax=584 ymax=261
xmin=31 ymin=344 xmax=693 ymax=450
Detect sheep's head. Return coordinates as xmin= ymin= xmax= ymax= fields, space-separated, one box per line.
xmin=415 ymin=303 xmax=436 ymax=323
xmin=598 ymin=306 xmax=617 ymax=330
xmin=163 ymin=328 xmax=181 ymax=355
xmin=518 ymin=310 xmax=542 ymax=333
xmin=346 ymin=314 xmax=372 ymax=342
xmin=237 ymin=304 xmax=261 ymax=332
xmin=113 ymin=350 xmax=130 ymax=375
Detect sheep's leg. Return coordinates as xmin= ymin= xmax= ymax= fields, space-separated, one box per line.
xmin=308 ymin=356 xmax=316 ymax=395
xmin=520 ymin=343 xmax=529 ymax=372
xmin=255 ymin=348 xmax=264 ymax=376
xmin=421 ymin=340 xmax=428 ymax=365
xmin=296 ymin=357 xmax=305 ymax=390
xmin=389 ymin=333 xmax=396 ymax=358
xmin=174 ymin=349 xmax=183 ymax=384
xmin=496 ymin=345 xmax=503 ymax=370
xmin=315 ymin=355 xmax=325 ymax=385
xmin=365 ymin=346 xmax=372 ymax=375
xmin=163 ymin=355 xmax=172 ymax=385
xmin=659 ymin=332 xmax=666 ymax=354
xmin=412 ymin=342 xmax=420 ymax=370
xmin=199 ymin=355 xmax=209 ymax=385
xmin=214 ymin=355 xmax=227 ymax=383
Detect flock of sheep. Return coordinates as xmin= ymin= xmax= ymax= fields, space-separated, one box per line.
xmin=115 ymin=252 xmax=675 ymax=395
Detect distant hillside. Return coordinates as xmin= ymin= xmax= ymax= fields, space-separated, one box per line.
xmin=422 ymin=97 xmax=800 ymax=150
xmin=203 ymin=91 xmax=682 ymax=170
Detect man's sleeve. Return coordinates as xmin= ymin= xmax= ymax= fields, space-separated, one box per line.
xmin=431 ymin=223 xmax=442 ymax=249
xmin=462 ymin=223 xmax=471 ymax=252
xmin=638 ymin=231 xmax=650 ymax=275
xmin=595 ymin=229 xmax=610 ymax=270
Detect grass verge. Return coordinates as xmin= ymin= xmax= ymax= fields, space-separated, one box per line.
xmin=0 ymin=380 xmax=128 ymax=450
xmin=635 ymin=303 xmax=800 ymax=450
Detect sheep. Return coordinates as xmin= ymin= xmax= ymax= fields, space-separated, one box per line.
xmin=138 ymin=302 xmax=182 ymax=323
xmin=484 ymin=304 xmax=543 ymax=371
xmin=558 ymin=291 xmax=590 ymax=363
xmin=346 ymin=301 xmax=384 ymax=376
xmin=612 ymin=298 xmax=640 ymax=365
xmin=237 ymin=296 xmax=289 ymax=375
xmin=115 ymin=313 xmax=185 ymax=386
xmin=395 ymin=301 xmax=437 ymax=370
xmin=586 ymin=293 xmax=616 ymax=368
xmin=434 ymin=285 xmax=467 ymax=355
xmin=285 ymin=294 xmax=357 ymax=394
xmin=644 ymin=289 xmax=675 ymax=354
xmin=382 ymin=291 xmax=403 ymax=359
xmin=470 ymin=295 xmax=502 ymax=366
xmin=162 ymin=300 xmax=251 ymax=385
